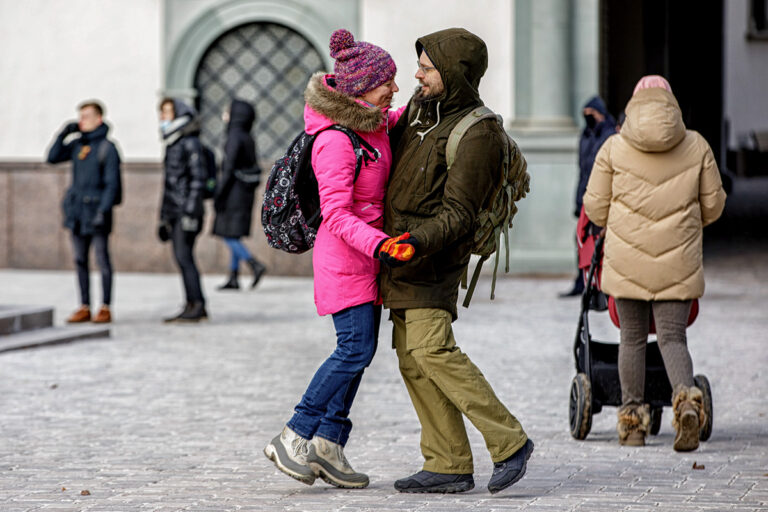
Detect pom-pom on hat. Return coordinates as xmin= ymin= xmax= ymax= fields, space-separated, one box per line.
xmin=329 ymin=29 xmax=396 ymax=97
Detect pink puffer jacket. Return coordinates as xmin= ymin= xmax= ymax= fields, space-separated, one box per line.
xmin=304 ymin=73 xmax=405 ymax=316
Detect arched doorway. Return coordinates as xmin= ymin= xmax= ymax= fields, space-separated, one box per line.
xmin=194 ymin=22 xmax=325 ymax=167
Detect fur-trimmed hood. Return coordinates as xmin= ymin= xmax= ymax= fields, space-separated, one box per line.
xmin=304 ymin=73 xmax=385 ymax=134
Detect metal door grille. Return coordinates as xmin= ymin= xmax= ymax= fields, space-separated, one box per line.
xmin=194 ymin=23 xmax=325 ymax=166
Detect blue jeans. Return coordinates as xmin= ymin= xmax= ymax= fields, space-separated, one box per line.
xmin=223 ymin=237 xmax=253 ymax=271
xmin=287 ymin=302 xmax=381 ymax=446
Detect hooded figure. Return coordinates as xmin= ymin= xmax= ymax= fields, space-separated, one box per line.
xmin=583 ymin=76 xmax=726 ymax=451
xmin=212 ymin=99 xmax=266 ymax=290
xmin=576 ymin=95 xmax=616 ymax=217
xmin=380 ymin=28 xmax=533 ymax=496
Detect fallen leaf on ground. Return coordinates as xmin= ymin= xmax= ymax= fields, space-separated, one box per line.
xmin=80 ymin=490 xmax=90 ymax=495
xmin=692 ymin=462 xmax=705 ymax=470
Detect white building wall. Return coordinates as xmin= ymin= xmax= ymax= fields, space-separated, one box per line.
xmin=725 ymin=0 xmax=768 ymax=147
xmin=0 ymin=0 xmax=163 ymax=161
xmin=361 ymin=0 xmax=513 ymax=120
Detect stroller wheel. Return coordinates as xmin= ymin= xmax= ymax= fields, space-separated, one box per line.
xmin=569 ymin=373 xmax=592 ymax=440
xmin=694 ymin=374 xmax=713 ymax=441
xmin=650 ymin=407 xmax=663 ymax=435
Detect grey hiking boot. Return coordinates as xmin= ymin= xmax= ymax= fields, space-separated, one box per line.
xmin=394 ymin=470 xmax=474 ymax=493
xmin=487 ymin=438 xmax=534 ymax=494
xmin=306 ymin=437 xmax=369 ymax=488
xmin=263 ymin=426 xmax=315 ymax=485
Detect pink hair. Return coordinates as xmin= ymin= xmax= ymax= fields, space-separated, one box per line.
xmin=633 ymin=75 xmax=672 ymax=95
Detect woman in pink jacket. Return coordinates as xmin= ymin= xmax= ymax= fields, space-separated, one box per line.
xmin=264 ymin=29 xmax=413 ymax=489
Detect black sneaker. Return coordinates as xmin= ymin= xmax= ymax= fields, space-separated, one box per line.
xmin=394 ymin=470 xmax=474 ymax=493
xmin=487 ymin=439 xmax=534 ymax=494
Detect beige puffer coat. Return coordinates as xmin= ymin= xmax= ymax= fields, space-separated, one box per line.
xmin=583 ymin=87 xmax=726 ymax=301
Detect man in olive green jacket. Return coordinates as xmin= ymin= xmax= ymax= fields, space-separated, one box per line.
xmin=379 ymin=28 xmax=533 ymax=495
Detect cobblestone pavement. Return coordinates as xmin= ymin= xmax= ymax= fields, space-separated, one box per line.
xmin=0 ymin=255 xmax=766 ymax=511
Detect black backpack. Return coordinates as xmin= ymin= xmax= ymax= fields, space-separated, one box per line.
xmin=261 ymin=125 xmax=379 ymax=254
xmin=200 ymin=144 xmax=217 ymax=199
xmin=96 ymin=139 xmax=123 ymax=206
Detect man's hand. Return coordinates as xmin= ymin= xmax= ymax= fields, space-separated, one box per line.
xmin=92 ymin=211 xmax=105 ymax=229
xmin=376 ymin=232 xmax=419 ymax=267
xmin=62 ymin=121 xmax=80 ymax=136
xmin=181 ymin=216 xmax=199 ymax=233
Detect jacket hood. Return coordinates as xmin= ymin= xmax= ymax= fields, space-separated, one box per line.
xmin=584 ymin=95 xmax=609 ymax=116
xmin=304 ymin=73 xmax=385 ymax=134
xmin=415 ymin=28 xmax=487 ymax=114
xmin=229 ymin=99 xmax=255 ymax=132
xmin=621 ymin=88 xmax=686 ymax=153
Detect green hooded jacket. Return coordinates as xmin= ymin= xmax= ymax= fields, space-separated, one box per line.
xmin=381 ymin=28 xmax=507 ymax=320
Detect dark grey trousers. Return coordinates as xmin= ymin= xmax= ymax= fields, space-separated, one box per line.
xmin=616 ymin=299 xmax=695 ymax=407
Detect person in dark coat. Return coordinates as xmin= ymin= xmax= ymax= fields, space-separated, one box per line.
xmin=158 ymin=98 xmax=208 ymax=322
xmin=46 ymin=100 xmax=121 ymax=324
xmin=559 ymin=95 xmax=617 ymax=297
xmin=212 ymin=99 xmax=266 ymax=290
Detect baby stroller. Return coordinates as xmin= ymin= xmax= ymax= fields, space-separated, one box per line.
xmin=568 ymin=209 xmax=713 ymax=441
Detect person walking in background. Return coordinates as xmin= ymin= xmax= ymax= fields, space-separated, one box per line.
xmin=157 ymin=98 xmax=208 ymax=322
xmin=583 ymin=75 xmax=726 ymax=451
xmin=264 ymin=29 xmax=409 ymax=489
xmin=380 ymin=28 xmax=532 ymax=495
xmin=46 ymin=100 xmax=121 ymax=324
xmin=560 ymin=96 xmax=616 ymax=298
xmin=213 ymin=99 xmax=267 ymax=291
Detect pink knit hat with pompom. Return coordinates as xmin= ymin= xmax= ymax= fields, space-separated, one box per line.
xmin=329 ymin=29 xmax=396 ymax=97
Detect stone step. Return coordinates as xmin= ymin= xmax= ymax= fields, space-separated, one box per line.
xmin=0 ymin=325 xmax=110 ymax=353
xmin=0 ymin=305 xmax=54 ymax=335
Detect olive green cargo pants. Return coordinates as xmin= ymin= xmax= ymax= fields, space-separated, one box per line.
xmin=391 ymin=308 xmax=528 ymax=474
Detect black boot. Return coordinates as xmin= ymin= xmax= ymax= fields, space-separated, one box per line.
xmin=247 ymin=258 xmax=267 ymax=288
xmin=217 ymin=271 xmax=240 ymax=290
xmin=178 ymin=302 xmax=208 ymax=322
xmin=163 ymin=303 xmax=191 ymax=323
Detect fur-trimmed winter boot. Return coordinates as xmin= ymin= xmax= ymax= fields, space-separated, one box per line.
xmin=617 ymin=404 xmax=650 ymax=446
xmin=672 ymin=386 xmax=706 ymax=452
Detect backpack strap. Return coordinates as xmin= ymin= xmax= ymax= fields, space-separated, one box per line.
xmin=97 ymin=139 xmax=111 ymax=169
xmin=324 ymin=125 xmax=380 ymax=182
xmin=446 ymin=106 xmax=497 ymax=170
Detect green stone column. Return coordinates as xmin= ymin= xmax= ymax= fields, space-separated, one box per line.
xmin=499 ymin=0 xmax=597 ymax=275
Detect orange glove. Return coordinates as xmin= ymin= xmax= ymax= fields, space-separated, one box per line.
xmin=376 ymin=232 xmax=418 ymax=267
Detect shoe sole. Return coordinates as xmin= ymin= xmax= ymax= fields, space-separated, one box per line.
xmin=307 ymin=460 xmax=369 ymax=489
xmin=674 ymin=411 xmax=700 ymax=452
xmin=263 ymin=440 xmax=315 ymax=485
xmin=175 ymin=316 xmax=209 ymax=323
xmin=488 ymin=440 xmax=535 ymax=494
xmin=395 ymin=481 xmax=474 ymax=494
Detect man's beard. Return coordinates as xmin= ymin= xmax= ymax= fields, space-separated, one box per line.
xmin=413 ymin=83 xmax=443 ymax=105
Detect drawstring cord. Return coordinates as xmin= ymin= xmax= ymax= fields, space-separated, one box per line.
xmin=416 ymin=101 xmax=441 ymax=144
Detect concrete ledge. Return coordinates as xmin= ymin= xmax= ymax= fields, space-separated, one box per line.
xmin=0 ymin=305 xmax=53 ymax=335
xmin=0 ymin=324 xmax=110 ymax=353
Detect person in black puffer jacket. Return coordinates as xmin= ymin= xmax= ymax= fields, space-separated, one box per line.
xmin=158 ymin=98 xmax=207 ymax=322
xmin=212 ymin=99 xmax=266 ymax=290
xmin=46 ymin=100 xmax=121 ymax=325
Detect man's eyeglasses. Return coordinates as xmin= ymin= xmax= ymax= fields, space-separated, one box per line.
xmin=417 ymin=61 xmax=437 ymax=73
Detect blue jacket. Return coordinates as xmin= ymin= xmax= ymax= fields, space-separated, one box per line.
xmin=47 ymin=123 xmax=121 ymax=235
xmin=575 ymin=96 xmax=616 ymax=216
